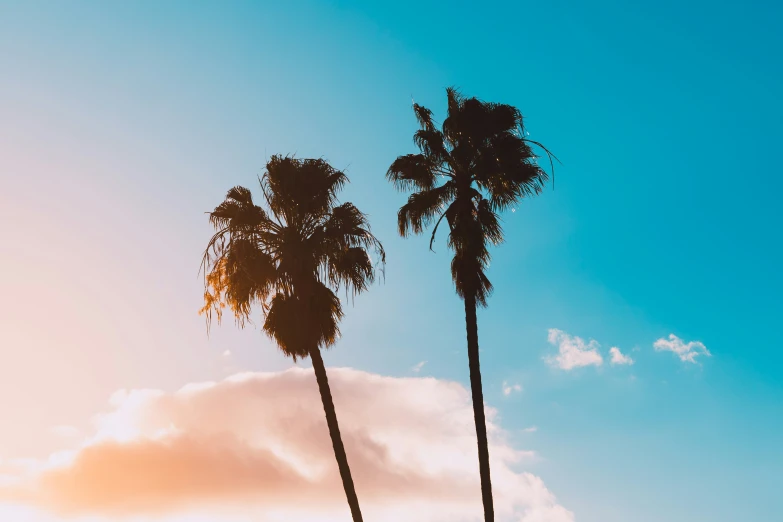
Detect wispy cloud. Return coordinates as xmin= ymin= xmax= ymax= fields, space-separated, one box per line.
xmin=502 ymin=381 xmax=522 ymax=396
xmin=654 ymin=334 xmax=710 ymax=363
xmin=545 ymin=329 xmax=603 ymax=370
xmin=0 ymin=369 xmax=572 ymax=522
xmin=609 ymin=347 xmax=634 ymax=366
xmin=521 ymin=426 xmax=538 ymax=433
xmin=411 ymin=360 xmax=427 ymax=373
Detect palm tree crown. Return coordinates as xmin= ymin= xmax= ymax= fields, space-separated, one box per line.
xmin=388 ymin=87 xmax=553 ymax=304
xmin=201 ymin=155 xmax=385 ymax=358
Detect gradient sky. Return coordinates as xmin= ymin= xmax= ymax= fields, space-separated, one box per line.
xmin=1 ymin=1 xmax=782 ymax=521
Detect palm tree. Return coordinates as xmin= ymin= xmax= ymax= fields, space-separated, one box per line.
xmin=387 ymin=88 xmax=555 ymax=522
xmin=200 ymin=155 xmax=384 ymax=522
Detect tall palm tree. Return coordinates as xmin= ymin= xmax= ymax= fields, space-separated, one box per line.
xmin=200 ymin=155 xmax=384 ymax=522
xmin=387 ymin=88 xmax=555 ymax=522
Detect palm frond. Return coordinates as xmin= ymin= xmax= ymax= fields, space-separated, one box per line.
xmin=262 ymin=155 xmax=347 ymax=224
xmin=316 ymin=202 xmax=385 ymax=294
xmin=200 ymin=235 xmax=277 ymax=330
xmin=226 ymin=185 xmax=254 ymax=205
xmin=386 ymin=154 xmax=438 ymax=191
xmin=446 ymin=201 xmax=490 ymax=265
xmin=397 ymin=182 xmax=456 ymax=237
xmin=450 ymin=253 xmax=493 ymax=307
xmin=327 ymin=247 xmax=375 ymax=294
xmin=442 ymin=87 xmax=465 ymax=144
xmin=522 ymin=137 xmax=561 ymax=190
xmin=413 ymin=103 xmax=435 ymax=131
xmin=208 ymin=185 xmax=268 ymax=230
xmin=413 ymin=129 xmax=449 ymax=162
xmin=321 ymin=203 xmax=370 ymax=245
xmin=446 ymin=87 xmax=463 ymax=116
xmin=263 ymin=283 xmax=343 ymax=361
xmin=472 ymin=134 xmax=548 ymax=211
xmin=476 ymin=199 xmax=503 ymax=246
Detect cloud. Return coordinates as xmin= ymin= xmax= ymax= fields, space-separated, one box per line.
xmin=609 ymin=347 xmax=634 ymax=366
xmin=411 ymin=361 xmax=427 ymax=373
xmin=545 ymin=329 xmax=603 ymax=370
xmin=502 ymin=382 xmax=522 ymax=396
xmin=0 ymin=369 xmax=572 ymax=522
xmin=521 ymin=427 xmax=538 ymax=433
xmin=653 ymin=334 xmax=710 ymax=363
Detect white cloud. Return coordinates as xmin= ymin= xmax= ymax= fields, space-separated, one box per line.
xmin=521 ymin=426 xmax=538 ymax=433
xmin=0 ymin=368 xmax=572 ymax=522
xmin=502 ymin=381 xmax=522 ymax=396
xmin=653 ymin=334 xmax=710 ymax=363
xmin=609 ymin=347 xmax=634 ymax=366
xmin=222 ymin=350 xmax=231 ymax=357
xmin=411 ymin=360 xmax=427 ymax=373
xmin=545 ymin=329 xmax=603 ymax=370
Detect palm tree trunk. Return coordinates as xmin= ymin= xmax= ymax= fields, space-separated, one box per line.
xmin=310 ymin=347 xmax=364 ymax=522
xmin=464 ymin=292 xmax=495 ymax=522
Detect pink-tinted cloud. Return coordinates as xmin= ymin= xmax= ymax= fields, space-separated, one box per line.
xmin=654 ymin=334 xmax=710 ymax=363
xmin=1 ymin=368 xmax=572 ymax=522
xmin=545 ymin=329 xmax=603 ymax=370
xmin=609 ymin=347 xmax=634 ymax=366
xmin=502 ymin=381 xmax=522 ymax=396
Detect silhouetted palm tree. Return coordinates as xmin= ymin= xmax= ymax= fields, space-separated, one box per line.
xmin=201 ymin=155 xmax=384 ymax=522
xmin=387 ymin=88 xmax=555 ymax=522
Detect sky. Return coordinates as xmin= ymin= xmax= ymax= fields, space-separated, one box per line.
xmin=1 ymin=0 xmax=782 ymax=521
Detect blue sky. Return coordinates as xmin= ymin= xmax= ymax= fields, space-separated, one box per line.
xmin=1 ymin=1 xmax=782 ymax=521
